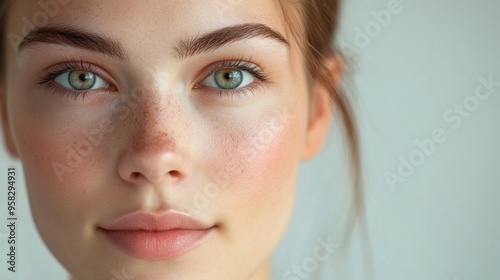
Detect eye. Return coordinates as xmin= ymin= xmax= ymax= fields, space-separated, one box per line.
xmin=201 ymin=68 xmax=255 ymax=90
xmin=54 ymin=70 xmax=110 ymax=91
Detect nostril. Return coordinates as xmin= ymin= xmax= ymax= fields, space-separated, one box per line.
xmin=129 ymin=170 xmax=182 ymax=183
xmin=131 ymin=172 xmax=141 ymax=180
xmin=169 ymin=170 xmax=181 ymax=178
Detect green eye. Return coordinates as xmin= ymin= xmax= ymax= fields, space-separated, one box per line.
xmin=202 ymin=67 xmax=255 ymax=91
xmin=214 ymin=68 xmax=243 ymax=89
xmin=54 ymin=70 xmax=109 ymax=91
xmin=68 ymin=71 xmax=97 ymax=90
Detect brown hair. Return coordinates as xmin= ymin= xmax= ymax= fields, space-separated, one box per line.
xmin=0 ymin=0 xmax=372 ymax=278
xmin=279 ymin=1 xmax=373 ymax=278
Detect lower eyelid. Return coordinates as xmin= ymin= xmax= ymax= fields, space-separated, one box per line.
xmin=199 ymin=80 xmax=266 ymax=100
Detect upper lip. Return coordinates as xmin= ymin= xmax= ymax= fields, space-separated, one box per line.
xmin=100 ymin=210 xmax=213 ymax=231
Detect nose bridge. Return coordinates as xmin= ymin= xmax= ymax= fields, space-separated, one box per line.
xmin=133 ymin=92 xmax=179 ymax=147
xmin=117 ymin=83 xmax=192 ymax=186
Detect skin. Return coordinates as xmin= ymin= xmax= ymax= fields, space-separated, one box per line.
xmin=0 ymin=0 xmax=337 ymax=279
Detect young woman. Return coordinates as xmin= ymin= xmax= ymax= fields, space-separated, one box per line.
xmin=0 ymin=0 xmax=368 ymax=279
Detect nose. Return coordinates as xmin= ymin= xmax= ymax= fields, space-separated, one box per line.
xmin=117 ymin=94 xmax=191 ymax=186
xmin=118 ymin=132 xmax=189 ymax=185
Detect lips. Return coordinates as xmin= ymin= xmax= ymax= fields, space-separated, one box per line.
xmin=99 ymin=210 xmax=215 ymax=260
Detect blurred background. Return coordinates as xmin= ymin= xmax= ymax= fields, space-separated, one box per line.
xmin=1 ymin=0 xmax=499 ymax=279
xmin=273 ymin=0 xmax=500 ymax=279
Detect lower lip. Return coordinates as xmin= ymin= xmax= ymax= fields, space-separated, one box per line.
xmin=100 ymin=227 xmax=214 ymax=260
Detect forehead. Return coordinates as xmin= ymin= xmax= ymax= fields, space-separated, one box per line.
xmin=6 ymin=0 xmax=290 ymax=52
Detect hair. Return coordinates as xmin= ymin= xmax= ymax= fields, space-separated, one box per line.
xmin=278 ymin=1 xmax=373 ymax=278
xmin=0 ymin=0 xmax=373 ymax=279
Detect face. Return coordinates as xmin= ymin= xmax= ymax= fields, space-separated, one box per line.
xmin=0 ymin=0 xmax=333 ymax=279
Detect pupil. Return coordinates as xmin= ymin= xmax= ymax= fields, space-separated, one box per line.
xmin=224 ymin=72 xmax=232 ymax=80
xmin=79 ymin=74 xmax=87 ymax=81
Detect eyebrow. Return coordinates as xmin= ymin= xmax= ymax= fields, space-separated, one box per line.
xmin=173 ymin=23 xmax=290 ymax=59
xmin=17 ymin=23 xmax=289 ymax=61
xmin=17 ymin=26 xmax=127 ymax=61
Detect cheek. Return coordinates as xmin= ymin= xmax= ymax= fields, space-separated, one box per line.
xmin=198 ymin=68 xmax=310 ymax=264
xmin=202 ymin=99 xmax=307 ymax=241
xmin=221 ymin=109 xmax=300 ymax=187
xmin=15 ymin=114 xmax=109 ymax=189
xmin=10 ymin=98 xmax=117 ymax=258
xmin=10 ymin=93 xmax=116 ymax=224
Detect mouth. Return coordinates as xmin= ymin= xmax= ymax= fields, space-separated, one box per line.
xmin=98 ymin=210 xmax=216 ymax=260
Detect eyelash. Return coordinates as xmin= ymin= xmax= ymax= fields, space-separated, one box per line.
xmin=38 ymin=60 xmax=113 ymax=101
xmin=196 ymin=57 xmax=270 ymax=99
xmin=38 ymin=58 xmax=270 ymax=101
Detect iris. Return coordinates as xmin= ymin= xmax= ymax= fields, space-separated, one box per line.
xmin=214 ymin=68 xmax=243 ymax=89
xmin=68 ymin=71 xmax=97 ymax=90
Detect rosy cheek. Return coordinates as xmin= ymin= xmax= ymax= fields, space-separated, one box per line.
xmin=207 ymin=105 xmax=302 ymax=198
xmin=16 ymin=113 xmax=109 ymax=189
